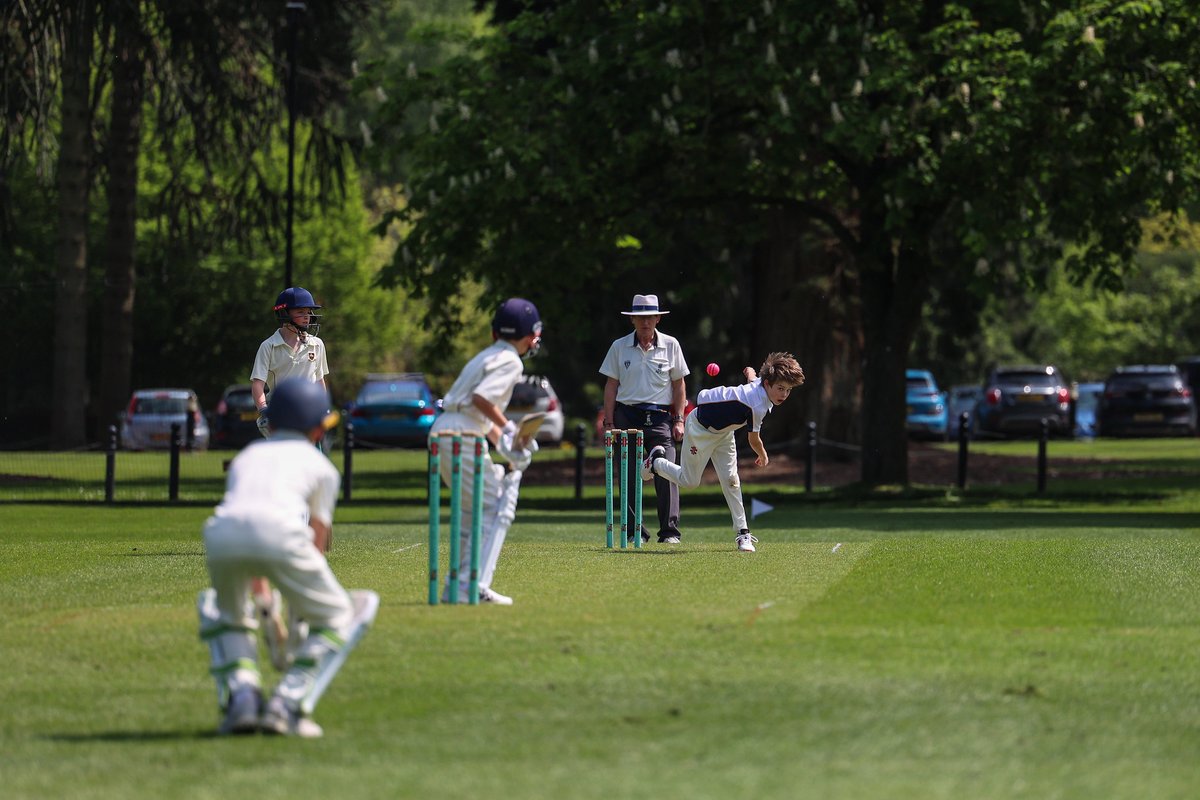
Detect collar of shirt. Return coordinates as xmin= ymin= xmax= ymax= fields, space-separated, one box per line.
xmin=627 ymin=331 xmax=659 ymax=351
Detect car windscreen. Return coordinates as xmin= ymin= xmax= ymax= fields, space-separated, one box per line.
xmin=510 ymin=383 xmax=548 ymax=404
xmin=906 ymin=377 xmax=933 ymax=390
xmin=995 ymin=372 xmax=1058 ymax=387
xmin=135 ymin=397 xmax=188 ymax=414
xmin=360 ymin=382 xmax=426 ymax=404
xmin=1107 ymin=373 xmax=1179 ymax=391
xmin=224 ymin=391 xmax=257 ymax=411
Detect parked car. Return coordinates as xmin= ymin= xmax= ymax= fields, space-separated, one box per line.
xmin=1071 ymin=381 xmax=1104 ymax=439
xmin=1097 ymin=365 xmax=1197 ymax=437
xmin=210 ymin=384 xmax=260 ymax=449
xmin=973 ymin=365 xmax=1071 ymax=438
xmin=507 ymin=375 xmax=565 ymax=444
xmin=905 ymin=369 xmax=948 ymax=440
xmin=119 ymin=388 xmax=210 ymax=450
xmin=946 ymin=384 xmax=982 ymax=439
xmin=344 ymin=373 xmax=441 ymax=447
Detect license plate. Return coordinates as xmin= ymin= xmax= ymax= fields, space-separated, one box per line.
xmin=381 ymin=413 xmax=408 ymax=421
xmin=1015 ymin=395 xmax=1044 ymax=403
xmin=1134 ymin=412 xmax=1162 ymax=422
xmin=239 ymin=411 xmax=258 ymax=421
xmin=906 ymin=406 xmax=914 ymax=415
xmin=150 ymin=432 xmax=169 ymax=442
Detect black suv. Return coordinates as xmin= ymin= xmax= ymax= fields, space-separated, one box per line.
xmin=1097 ymin=365 xmax=1197 ymax=437
xmin=973 ymin=365 xmax=1071 ymax=438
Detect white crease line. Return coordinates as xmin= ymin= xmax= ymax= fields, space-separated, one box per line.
xmin=393 ymin=542 xmax=424 ymax=553
xmin=831 ymin=542 xmax=842 ymax=553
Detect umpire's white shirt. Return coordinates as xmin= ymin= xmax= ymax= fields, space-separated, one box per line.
xmin=250 ymin=330 xmax=329 ymax=389
xmin=599 ymin=331 xmax=690 ymax=405
xmin=434 ymin=340 xmax=525 ymax=436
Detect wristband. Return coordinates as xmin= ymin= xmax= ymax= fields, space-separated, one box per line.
xmin=671 ymin=415 xmax=683 ymax=423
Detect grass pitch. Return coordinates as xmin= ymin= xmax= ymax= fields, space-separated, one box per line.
xmin=2 ymin=455 xmax=1200 ymax=799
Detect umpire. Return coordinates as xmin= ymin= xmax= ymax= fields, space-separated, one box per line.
xmin=599 ymin=294 xmax=690 ymax=543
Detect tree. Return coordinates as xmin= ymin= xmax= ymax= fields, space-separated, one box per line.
xmin=365 ymin=0 xmax=1200 ymax=484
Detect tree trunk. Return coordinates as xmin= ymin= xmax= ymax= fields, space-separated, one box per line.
xmin=858 ymin=236 xmax=930 ymax=485
xmin=99 ymin=20 xmax=143 ymax=432
xmin=750 ymin=207 xmax=862 ymax=456
xmin=50 ymin=3 xmax=95 ymax=449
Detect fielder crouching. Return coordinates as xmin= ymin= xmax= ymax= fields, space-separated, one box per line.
xmin=197 ymin=378 xmax=378 ymax=738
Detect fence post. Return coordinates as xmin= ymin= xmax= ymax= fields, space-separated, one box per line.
xmin=343 ymin=421 xmax=354 ymax=502
xmin=805 ymin=421 xmax=817 ymax=492
xmin=185 ymin=409 xmax=196 ymax=452
xmin=956 ymin=412 xmax=970 ymax=489
xmin=574 ymin=422 xmax=586 ymax=500
xmin=169 ymin=422 xmax=181 ymax=501
xmin=105 ymin=424 xmax=117 ymax=503
xmin=1037 ymin=418 xmax=1048 ymax=493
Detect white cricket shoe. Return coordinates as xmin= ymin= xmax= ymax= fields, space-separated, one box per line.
xmin=640 ymin=445 xmax=666 ymax=480
xmin=260 ymin=695 xmax=324 ymax=738
xmin=218 ymin=687 xmax=262 ymax=735
xmin=479 ymin=586 xmax=514 ymax=605
xmin=736 ymin=530 xmax=758 ymax=552
xmin=660 ymin=536 xmax=681 ymax=544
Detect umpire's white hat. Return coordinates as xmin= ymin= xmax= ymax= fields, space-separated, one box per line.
xmin=621 ymin=294 xmax=669 ymax=316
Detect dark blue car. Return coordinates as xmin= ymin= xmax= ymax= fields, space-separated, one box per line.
xmin=345 ymin=374 xmax=441 ymax=447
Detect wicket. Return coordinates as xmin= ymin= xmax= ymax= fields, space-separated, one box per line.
xmin=428 ymin=432 xmax=485 ymax=605
xmin=604 ymin=429 xmax=644 ymax=549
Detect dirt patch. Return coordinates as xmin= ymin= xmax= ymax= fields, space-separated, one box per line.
xmin=523 ymin=443 xmax=1146 ymax=488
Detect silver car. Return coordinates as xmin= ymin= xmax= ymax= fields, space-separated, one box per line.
xmin=119 ymin=388 xmax=211 ymax=450
xmin=506 ymin=375 xmax=565 ymax=444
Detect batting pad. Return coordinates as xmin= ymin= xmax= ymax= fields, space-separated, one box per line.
xmin=299 ymin=589 xmax=380 ymax=715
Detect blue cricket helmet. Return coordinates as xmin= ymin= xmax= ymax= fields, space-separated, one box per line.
xmin=266 ymin=379 xmax=339 ymax=433
xmin=492 ymin=297 xmax=542 ymax=340
xmin=274 ymin=287 xmax=323 ymax=335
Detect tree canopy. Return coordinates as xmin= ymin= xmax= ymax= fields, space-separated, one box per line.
xmin=363 ymin=0 xmax=1200 ymax=483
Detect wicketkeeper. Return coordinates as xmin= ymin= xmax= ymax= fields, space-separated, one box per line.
xmin=197 ymin=378 xmax=378 ymax=738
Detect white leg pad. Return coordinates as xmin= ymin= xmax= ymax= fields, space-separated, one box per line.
xmin=480 ymin=470 xmax=522 ymax=589
xmin=271 ymin=590 xmax=379 ymax=716
xmin=198 ymin=588 xmax=261 ymax=708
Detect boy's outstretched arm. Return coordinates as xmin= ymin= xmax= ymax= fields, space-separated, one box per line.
xmin=748 ymin=431 xmax=769 ymax=467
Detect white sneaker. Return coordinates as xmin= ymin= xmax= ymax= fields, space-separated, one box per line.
xmin=736 ymin=530 xmax=758 ymax=552
xmin=218 ymin=687 xmax=262 ymax=735
xmin=260 ymin=695 xmax=324 ymax=738
xmin=479 ymin=586 xmax=514 ymax=605
xmin=640 ymin=445 xmax=666 ymax=481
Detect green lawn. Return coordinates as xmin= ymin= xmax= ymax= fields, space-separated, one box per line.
xmin=2 ymin=446 xmax=1200 ymax=799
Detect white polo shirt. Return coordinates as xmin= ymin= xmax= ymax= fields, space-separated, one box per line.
xmin=432 ymin=340 xmax=525 ymax=436
xmin=599 ymin=331 xmax=690 ymax=405
xmin=694 ymin=379 xmax=773 ymax=434
xmin=214 ymin=432 xmax=340 ymax=528
xmin=250 ymin=330 xmax=329 ymax=389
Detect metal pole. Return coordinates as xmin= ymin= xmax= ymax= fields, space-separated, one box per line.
xmin=1037 ymin=418 xmax=1048 ymax=493
xmin=342 ymin=421 xmax=354 ymax=502
xmin=956 ymin=412 xmax=969 ymax=489
xmin=284 ymin=2 xmax=305 ymax=288
xmin=169 ymin=422 xmax=181 ymax=501
xmin=574 ymin=422 xmax=586 ymax=501
xmin=105 ymin=424 xmax=117 ymax=503
xmin=805 ymin=421 xmax=816 ymax=492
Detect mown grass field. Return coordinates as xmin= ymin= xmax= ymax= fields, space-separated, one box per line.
xmin=2 ymin=440 xmax=1199 ymax=799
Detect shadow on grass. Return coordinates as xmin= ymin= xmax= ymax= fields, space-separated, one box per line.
xmin=44 ymin=729 xmax=215 ymax=742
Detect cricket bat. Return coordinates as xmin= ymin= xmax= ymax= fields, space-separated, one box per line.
xmin=514 ymin=412 xmax=546 ymax=448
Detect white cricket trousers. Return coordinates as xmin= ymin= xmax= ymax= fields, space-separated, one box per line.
xmin=203 ymin=512 xmax=354 ymax=634
xmin=653 ymin=414 xmax=747 ymax=531
xmin=435 ymin=438 xmax=514 ymax=592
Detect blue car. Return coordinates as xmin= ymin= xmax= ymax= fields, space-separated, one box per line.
xmin=345 ymin=373 xmax=441 ymax=447
xmin=906 ymin=369 xmax=948 ymax=440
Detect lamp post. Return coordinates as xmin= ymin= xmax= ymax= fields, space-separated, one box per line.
xmin=284 ymin=1 xmax=305 ymax=288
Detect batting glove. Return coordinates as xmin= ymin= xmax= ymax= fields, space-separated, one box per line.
xmin=257 ymin=408 xmax=270 ymax=437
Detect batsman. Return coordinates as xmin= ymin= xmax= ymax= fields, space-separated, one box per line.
xmin=429 ymin=297 xmax=543 ymax=605
xmin=197 ymin=379 xmax=378 ymax=737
